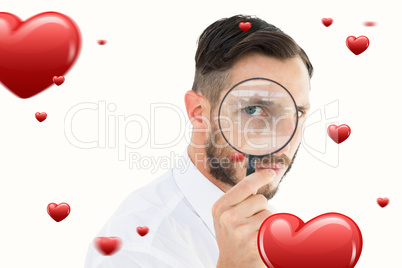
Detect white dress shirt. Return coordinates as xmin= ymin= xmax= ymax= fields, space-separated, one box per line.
xmin=84 ymin=149 xmax=276 ymax=268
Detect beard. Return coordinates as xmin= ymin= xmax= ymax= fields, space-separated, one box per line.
xmin=206 ymin=122 xmax=301 ymax=200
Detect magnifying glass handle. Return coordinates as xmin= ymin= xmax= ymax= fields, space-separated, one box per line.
xmin=246 ymin=155 xmax=258 ymax=176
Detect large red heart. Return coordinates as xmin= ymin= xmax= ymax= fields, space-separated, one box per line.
xmin=346 ymin=35 xmax=369 ymax=55
xmin=94 ymin=237 xmax=122 ymax=256
xmin=47 ymin=202 xmax=70 ymax=222
xmin=327 ymin=124 xmax=351 ymax=144
xmin=258 ymin=213 xmax=363 ymax=268
xmin=0 ymin=12 xmax=81 ymax=98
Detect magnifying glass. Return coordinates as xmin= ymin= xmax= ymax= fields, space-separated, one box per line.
xmin=218 ymin=77 xmax=298 ymax=177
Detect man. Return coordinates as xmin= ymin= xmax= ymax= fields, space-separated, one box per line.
xmin=85 ymin=14 xmax=313 ymax=267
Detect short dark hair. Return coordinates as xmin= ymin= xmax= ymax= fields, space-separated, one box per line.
xmin=192 ymin=14 xmax=313 ymax=110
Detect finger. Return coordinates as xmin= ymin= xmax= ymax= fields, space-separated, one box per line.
xmin=245 ymin=209 xmax=273 ymax=231
xmin=230 ymin=194 xmax=269 ymax=219
xmin=218 ymin=169 xmax=276 ymax=209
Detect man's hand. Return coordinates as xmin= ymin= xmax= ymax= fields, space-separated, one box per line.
xmin=212 ymin=169 xmax=276 ymax=268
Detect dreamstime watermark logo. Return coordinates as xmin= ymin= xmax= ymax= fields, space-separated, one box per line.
xmin=64 ymin=100 xmax=341 ymax=171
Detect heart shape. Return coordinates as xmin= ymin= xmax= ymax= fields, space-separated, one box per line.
xmin=35 ymin=112 xmax=47 ymax=122
xmin=364 ymin=21 xmax=376 ymax=27
xmin=137 ymin=226 xmax=149 ymax=236
xmin=346 ymin=35 xmax=369 ymax=55
xmin=53 ymin=76 xmax=65 ymax=86
xmin=0 ymin=12 xmax=81 ymax=98
xmin=377 ymin=197 xmax=389 ymax=208
xmin=229 ymin=152 xmax=245 ymax=162
xmin=327 ymin=124 xmax=351 ymax=144
xmin=47 ymin=202 xmax=70 ymax=222
xmin=97 ymin=39 xmax=107 ymax=45
xmin=321 ymin=18 xmax=333 ymax=27
xmin=239 ymin=22 xmax=251 ymax=32
xmin=94 ymin=237 xmax=122 ymax=255
xmin=258 ymin=213 xmax=363 ymax=268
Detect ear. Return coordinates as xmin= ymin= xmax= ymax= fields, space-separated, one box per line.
xmin=184 ymin=90 xmax=209 ymax=129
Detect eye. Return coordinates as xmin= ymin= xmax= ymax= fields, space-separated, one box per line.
xmin=298 ymin=110 xmax=306 ymax=118
xmin=242 ymin=106 xmax=266 ymax=116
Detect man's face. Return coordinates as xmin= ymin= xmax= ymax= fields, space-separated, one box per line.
xmin=205 ymin=53 xmax=311 ymax=199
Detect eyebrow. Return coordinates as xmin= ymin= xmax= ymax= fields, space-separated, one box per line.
xmin=297 ymin=104 xmax=311 ymax=111
xmin=234 ymin=96 xmax=311 ymax=112
xmin=232 ymin=97 xmax=275 ymax=107
xmin=248 ymin=98 xmax=275 ymax=107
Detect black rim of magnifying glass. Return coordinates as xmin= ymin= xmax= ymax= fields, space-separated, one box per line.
xmin=217 ymin=77 xmax=299 ymax=175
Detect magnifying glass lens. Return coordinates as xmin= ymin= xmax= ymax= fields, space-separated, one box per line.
xmin=219 ymin=78 xmax=298 ymax=158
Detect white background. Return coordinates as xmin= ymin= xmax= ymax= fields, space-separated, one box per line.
xmin=0 ymin=0 xmax=401 ymax=267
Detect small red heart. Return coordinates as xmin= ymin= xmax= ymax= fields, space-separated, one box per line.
xmin=94 ymin=237 xmax=122 ymax=255
xmin=258 ymin=213 xmax=363 ymax=268
xmin=364 ymin=21 xmax=376 ymax=27
xmin=346 ymin=35 xmax=369 ymax=55
xmin=327 ymin=124 xmax=351 ymax=144
xmin=47 ymin=202 xmax=70 ymax=222
xmin=35 ymin=112 xmax=47 ymax=122
xmin=229 ymin=152 xmax=245 ymax=162
xmin=377 ymin=197 xmax=389 ymax=208
xmin=137 ymin=226 xmax=149 ymax=236
xmin=97 ymin=39 xmax=107 ymax=45
xmin=0 ymin=12 xmax=81 ymax=98
xmin=321 ymin=18 xmax=333 ymax=27
xmin=239 ymin=22 xmax=251 ymax=32
xmin=52 ymin=76 xmax=65 ymax=86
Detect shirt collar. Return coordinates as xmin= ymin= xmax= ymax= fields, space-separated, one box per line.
xmin=173 ymin=148 xmax=224 ymax=238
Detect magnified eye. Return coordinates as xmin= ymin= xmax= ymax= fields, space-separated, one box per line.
xmin=242 ymin=106 xmax=266 ymax=116
xmin=298 ymin=110 xmax=305 ymax=118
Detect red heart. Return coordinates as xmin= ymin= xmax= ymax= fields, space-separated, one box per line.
xmin=53 ymin=76 xmax=65 ymax=86
xmin=137 ymin=226 xmax=149 ymax=236
xmin=0 ymin=12 xmax=81 ymax=98
xmin=47 ymin=202 xmax=70 ymax=222
xmin=35 ymin=112 xmax=47 ymax=122
xmin=239 ymin=22 xmax=251 ymax=32
xmin=346 ymin=35 xmax=369 ymax=55
xmin=94 ymin=237 xmax=122 ymax=255
xmin=97 ymin=39 xmax=107 ymax=45
xmin=229 ymin=152 xmax=245 ymax=162
xmin=364 ymin=21 xmax=376 ymax=27
xmin=321 ymin=18 xmax=333 ymax=27
xmin=377 ymin=197 xmax=389 ymax=208
xmin=258 ymin=213 xmax=363 ymax=268
xmin=327 ymin=124 xmax=351 ymax=144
